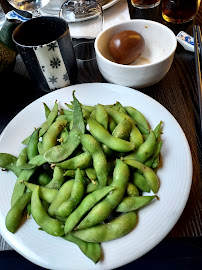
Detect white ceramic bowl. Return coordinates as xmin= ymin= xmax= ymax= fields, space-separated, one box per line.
xmin=95 ymin=19 xmax=177 ymax=88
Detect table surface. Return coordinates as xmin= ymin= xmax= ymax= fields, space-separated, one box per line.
xmin=0 ymin=0 xmax=202 ymax=268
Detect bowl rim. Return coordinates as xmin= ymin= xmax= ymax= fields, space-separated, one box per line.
xmin=95 ymin=19 xmax=177 ymax=69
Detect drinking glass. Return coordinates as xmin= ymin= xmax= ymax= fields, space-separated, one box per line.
xmin=0 ymin=4 xmax=5 ymax=29
xmin=161 ymin=0 xmax=199 ymax=24
xmin=131 ymin=0 xmax=161 ymax=9
xmin=7 ymin=0 xmax=51 ymax=17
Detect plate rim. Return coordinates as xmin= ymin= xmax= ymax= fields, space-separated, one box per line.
xmin=0 ymin=82 xmax=193 ymax=269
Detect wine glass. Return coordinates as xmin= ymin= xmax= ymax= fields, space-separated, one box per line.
xmin=59 ymin=0 xmax=103 ymax=39
xmin=7 ymin=0 xmax=51 ymax=17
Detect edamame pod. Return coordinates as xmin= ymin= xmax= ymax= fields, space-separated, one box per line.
xmin=76 ymin=159 xmax=129 ymax=230
xmin=125 ymin=106 xmax=150 ymax=131
xmin=31 ymin=186 xmax=64 ymax=236
xmin=56 ymin=152 xmax=92 ymax=170
xmin=144 ymin=140 xmax=162 ymax=167
xmin=48 ymin=179 xmax=74 ymax=216
xmin=87 ymin=117 xmax=135 ymax=152
xmin=39 ymin=101 xmax=58 ymax=138
xmin=72 ymin=212 xmax=137 ymax=243
xmin=105 ymin=107 xmax=143 ymax=148
xmin=43 ymin=102 xmax=51 ymax=119
xmin=126 ymin=182 xmax=139 ymax=197
xmin=116 ymin=195 xmax=156 ymax=212
xmin=112 ymin=118 xmax=131 ymax=140
xmin=37 ymin=171 xmax=52 ymax=186
xmin=23 ymin=182 xmax=58 ymax=204
xmin=132 ymin=172 xmax=150 ymax=193
xmin=80 ymin=134 xmax=108 ymax=188
xmin=11 ymin=154 xmax=46 ymax=206
xmin=46 ymin=166 xmax=65 ymax=189
xmin=64 ymin=186 xmax=115 ymax=234
xmin=56 ymin=168 xmax=85 ymax=217
xmin=27 ymin=128 xmax=40 ymax=161
xmin=124 ymin=130 xmax=156 ymax=163
xmin=124 ymin=159 xmax=160 ymax=193
xmin=0 ymin=153 xmax=23 ymax=177
xmin=16 ymin=148 xmax=37 ymax=170
xmin=43 ymin=92 xmax=85 ymax=163
xmin=63 ymin=234 xmax=101 ymax=263
xmin=113 ymin=101 xmax=127 ymax=114
xmin=6 ymin=192 xmax=32 ymax=233
xmin=42 ymin=119 xmax=67 ymax=152
xmin=95 ymin=104 xmax=108 ymax=129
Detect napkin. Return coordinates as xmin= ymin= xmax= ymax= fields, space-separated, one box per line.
xmin=103 ymin=0 xmax=131 ymax=30
xmin=69 ymin=0 xmax=131 ymax=39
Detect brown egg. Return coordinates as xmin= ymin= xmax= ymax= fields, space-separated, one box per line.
xmin=109 ymin=30 xmax=145 ymax=65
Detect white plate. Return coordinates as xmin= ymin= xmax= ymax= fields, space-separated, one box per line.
xmin=40 ymin=0 xmax=119 ymax=15
xmin=102 ymin=0 xmax=120 ymax=10
xmin=0 ymin=83 xmax=192 ymax=270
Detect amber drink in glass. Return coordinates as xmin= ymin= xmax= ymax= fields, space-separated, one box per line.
xmin=162 ymin=0 xmax=199 ymax=24
xmin=131 ymin=0 xmax=161 ymax=9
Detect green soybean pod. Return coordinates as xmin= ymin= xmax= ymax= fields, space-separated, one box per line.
xmin=95 ymin=104 xmax=108 ymax=130
xmin=21 ymin=135 xmax=31 ymax=145
xmin=56 ymin=114 xmax=73 ymax=123
xmin=125 ymin=106 xmax=150 ymax=131
xmin=37 ymin=141 xmax=44 ymax=155
xmin=154 ymin=121 xmax=163 ymax=139
xmin=43 ymin=102 xmax=51 ymax=119
xmin=64 ymin=186 xmax=115 ymax=234
xmin=11 ymin=154 xmax=46 ymax=207
xmin=43 ymin=92 xmax=85 ymax=163
xmin=31 ymin=186 xmax=64 ymax=236
xmin=6 ymin=192 xmax=32 ymax=233
xmin=132 ymin=172 xmax=150 ymax=193
xmin=144 ymin=140 xmax=163 ymax=168
xmin=85 ymin=168 xmax=96 ymax=182
xmin=46 ymin=166 xmax=65 ymax=189
xmin=48 ymin=179 xmax=74 ymax=217
xmin=23 ymin=182 xmax=58 ymax=204
xmin=42 ymin=119 xmax=67 ymax=152
xmin=116 ymin=195 xmax=156 ymax=212
xmin=76 ymin=159 xmax=130 ymax=230
xmin=56 ymin=168 xmax=85 ymax=217
xmin=27 ymin=128 xmax=40 ymax=161
xmin=16 ymin=148 xmax=27 ymax=167
xmin=124 ymin=130 xmax=156 ymax=163
xmin=80 ymin=134 xmax=108 ymax=188
xmin=63 ymin=169 xmax=76 ymax=177
xmin=113 ymin=101 xmax=127 ymax=114
xmin=126 ymin=182 xmax=139 ymax=197
xmin=108 ymin=116 xmax=117 ymax=133
xmin=63 ymin=234 xmax=101 ymax=263
xmin=72 ymin=212 xmax=137 ymax=243
xmin=37 ymin=171 xmax=52 ymax=186
xmin=105 ymin=107 xmax=143 ymax=148
xmin=56 ymin=152 xmax=92 ymax=170
xmin=0 ymin=153 xmax=23 ymax=177
xmin=112 ymin=118 xmax=131 ymax=140
xmin=87 ymin=117 xmax=135 ymax=152
xmin=152 ymin=156 xmax=160 ymax=169
xmin=58 ymin=127 xmax=69 ymax=144
xmin=39 ymin=101 xmax=58 ymax=138
xmin=124 ymin=159 xmax=160 ymax=194
xmin=16 ymin=148 xmax=37 ymax=170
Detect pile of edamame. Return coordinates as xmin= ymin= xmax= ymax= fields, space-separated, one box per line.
xmin=0 ymin=91 xmax=163 ymax=263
